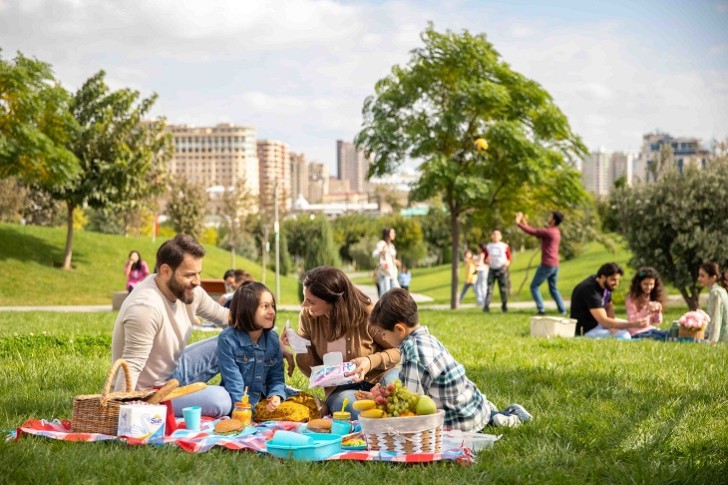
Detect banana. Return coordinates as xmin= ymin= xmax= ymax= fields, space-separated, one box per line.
xmin=360 ymin=408 xmax=386 ymax=419
xmin=352 ymin=399 xmax=376 ymax=411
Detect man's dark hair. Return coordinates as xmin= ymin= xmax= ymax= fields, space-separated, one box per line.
xmin=155 ymin=234 xmax=206 ymax=272
xmin=223 ymin=269 xmax=235 ymax=280
xmin=551 ymin=211 xmax=564 ymax=226
xmin=596 ymin=262 xmax=624 ymax=278
xmin=369 ymin=288 xmax=419 ymax=331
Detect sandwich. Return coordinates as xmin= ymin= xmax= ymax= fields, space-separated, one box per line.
xmin=214 ymin=418 xmax=244 ymax=436
xmin=306 ymin=418 xmax=332 ymax=433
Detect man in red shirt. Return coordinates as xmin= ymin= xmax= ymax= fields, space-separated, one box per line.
xmin=515 ymin=211 xmax=567 ymax=315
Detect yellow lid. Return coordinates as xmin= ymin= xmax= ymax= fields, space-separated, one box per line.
xmin=235 ymin=401 xmax=251 ymax=408
xmin=333 ymin=411 xmax=351 ymax=420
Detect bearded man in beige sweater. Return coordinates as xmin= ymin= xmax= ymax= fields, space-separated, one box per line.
xmin=112 ymin=234 xmax=231 ymax=417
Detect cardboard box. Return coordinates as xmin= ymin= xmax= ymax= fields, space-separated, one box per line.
xmin=117 ymin=404 xmax=166 ymax=441
xmin=530 ymin=316 xmax=577 ymax=338
xmin=309 ymin=352 xmax=359 ymax=388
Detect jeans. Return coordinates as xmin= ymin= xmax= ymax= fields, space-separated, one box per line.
xmin=584 ymin=325 xmax=632 ymax=340
xmin=474 ymin=269 xmax=489 ymax=306
xmin=530 ymin=265 xmax=566 ymax=314
xmin=631 ymin=328 xmax=669 ymax=341
xmin=377 ymin=275 xmax=399 ymax=296
xmin=459 ymin=283 xmax=475 ymax=303
xmin=327 ymin=368 xmax=400 ymax=419
xmin=170 ymin=336 xmax=232 ymax=418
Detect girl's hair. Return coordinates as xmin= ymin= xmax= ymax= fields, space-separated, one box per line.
xmin=229 ymin=281 xmax=275 ymax=332
xmin=128 ymin=250 xmax=143 ymax=272
xmin=381 ymin=227 xmax=392 ymax=243
xmin=303 ymin=266 xmax=372 ymax=341
xmin=700 ymin=262 xmax=728 ymax=290
xmin=628 ymin=266 xmax=666 ymax=304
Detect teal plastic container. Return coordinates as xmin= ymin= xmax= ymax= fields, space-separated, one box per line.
xmin=266 ymin=432 xmax=342 ymax=461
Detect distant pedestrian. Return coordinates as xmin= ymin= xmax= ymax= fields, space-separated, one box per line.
xmin=373 ymin=227 xmax=400 ymax=295
xmin=474 ymin=243 xmax=489 ymax=307
xmin=459 ymin=249 xmax=477 ymax=304
xmin=124 ymin=250 xmax=150 ymax=293
xmin=515 ymin=210 xmax=567 ymax=315
xmin=398 ymin=264 xmax=412 ymax=292
xmin=483 ymin=230 xmax=511 ymax=313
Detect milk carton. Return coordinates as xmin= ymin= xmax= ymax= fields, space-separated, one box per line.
xmin=117 ymin=404 xmax=166 ymax=442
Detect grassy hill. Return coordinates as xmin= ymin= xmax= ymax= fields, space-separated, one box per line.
xmin=0 ymin=223 xmax=301 ymax=306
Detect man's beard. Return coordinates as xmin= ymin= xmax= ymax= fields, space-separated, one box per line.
xmin=167 ymin=274 xmax=195 ymax=304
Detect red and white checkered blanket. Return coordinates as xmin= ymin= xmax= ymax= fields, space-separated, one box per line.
xmin=9 ymin=418 xmax=475 ymax=465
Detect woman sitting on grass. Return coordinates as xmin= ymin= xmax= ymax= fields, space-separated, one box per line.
xmin=698 ymin=262 xmax=728 ymax=343
xmin=624 ymin=267 xmax=669 ymax=340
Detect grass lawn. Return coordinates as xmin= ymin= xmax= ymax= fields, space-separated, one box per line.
xmin=1 ymin=309 xmax=726 ymax=483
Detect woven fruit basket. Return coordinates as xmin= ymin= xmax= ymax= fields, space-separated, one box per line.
xmin=677 ymin=325 xmax=705 ymax=341
xmin=359 ymin=410 xmax=445 ymax=453
xmin=71 ymin=359 xmax=154 ymax=435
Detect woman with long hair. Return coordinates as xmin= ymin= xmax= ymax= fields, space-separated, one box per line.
xmin=124 ymin=250 xmax=150 ymax=292
xmin=698 ymin=262 xmax=728 ymax=343
xmin=624 ymin=267 xmax=669 ymax=340
xmin=372 ymin=227 xmax=400 ymax=296
xmin=281 ymin=266 xmax=400 ymax=417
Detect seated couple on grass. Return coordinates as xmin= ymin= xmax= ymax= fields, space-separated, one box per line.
xmin=570 ymin=263 xmax=668 ymax=340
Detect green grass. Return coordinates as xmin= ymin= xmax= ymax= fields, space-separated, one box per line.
xmin=1 ymin=309 xmax=726 ymax=483
xmin=0 ymin=223 xmax=301 ymax=306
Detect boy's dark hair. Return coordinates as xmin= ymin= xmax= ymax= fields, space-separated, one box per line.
xmin=223 ymin=269 xmax=235 ymax=280
xmin=596 ymin=262 xmax=624 ymax=278
xmin=155 ymin=234 xmax=205 ymax=272
xmin=233 ymin=269 xmax=254 ymax=284
xmin=369 ymin=288 xmax=419 ymax=331
xmin=229 ymin=281 xmax=275 ymax=332
xmin=551 ymin=211 xmax=564 ymax=226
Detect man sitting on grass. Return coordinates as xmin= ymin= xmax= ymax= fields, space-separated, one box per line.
xmin=112 ymin=234 xmax=231 ymax=417
xmin=570 ymin=262 xmax=650 ymax=339
xmin=368 ymin=288 xmax=532 ymax=429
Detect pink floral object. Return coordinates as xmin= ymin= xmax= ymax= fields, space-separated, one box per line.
xmin=677 ymin=310 xmax=710 ymax=329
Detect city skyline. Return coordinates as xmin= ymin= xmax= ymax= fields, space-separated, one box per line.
xmin=1 ymin=0 xmax=726 ymax=172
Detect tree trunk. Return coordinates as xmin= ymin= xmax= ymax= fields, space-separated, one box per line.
xmin=679 ymin=286 xmax=699 ymax=311
xmin=450 ymin=212 xmax=460 ymax=310
xmin=62 ymin=202 xmax=75 ymax=270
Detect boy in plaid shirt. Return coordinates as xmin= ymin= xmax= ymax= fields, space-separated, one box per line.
xmin=369 ymin=288 xmax=532 ymax=430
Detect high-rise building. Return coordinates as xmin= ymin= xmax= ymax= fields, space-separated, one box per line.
xmin=308 ymin=161 xmax=329 ymax=203
xmin=581 ymin=148 xmax=611 ymax=196
xmin=257 ymin=140 xmax=291 ymax=214
xmin=166 ymin=123 xmax=259 ymax=196
xmin=610 ymin=151 xmax=636 ymax=186
xmin=635 ymin=132 xmax=710 ymax=182
xmin=336 ymin=140 xmax=370 ymax=193
xmin=289 ymin=152 xmax=309 ymax=200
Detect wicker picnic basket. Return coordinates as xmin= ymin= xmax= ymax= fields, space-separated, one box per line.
xmin=359 ymin=410 xmax=445 ymax=453
xmin=71 ymin=359 xmax=154 ymax=435
xmin=678 ymin=325 xmax=705 ymax=341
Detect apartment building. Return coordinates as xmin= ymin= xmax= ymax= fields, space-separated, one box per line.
xmin=635 ymin=132 xmax=710 ymax=182
xmin=289 ymin=152 xmax=309 ymax=200
xmin=336 ymin=140 xmax=370 ymax=193
xmin=257 ymin=140 xmax=292 ymax=214
xmin=307 ymin=161 xmax=329 ymax=203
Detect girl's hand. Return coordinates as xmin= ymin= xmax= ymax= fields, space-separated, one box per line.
xmin=266 ymin=395 xmax=281 ymax=413
xmin=346 ymin=356 xmax=372 ymax=383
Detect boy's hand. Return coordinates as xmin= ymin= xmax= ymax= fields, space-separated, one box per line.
xmin=355 ymin=390 xmax=374 ymax=400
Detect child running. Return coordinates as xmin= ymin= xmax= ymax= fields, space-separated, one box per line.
xmin=368 ymin=288 xmax=532 ymax=430
xmin=217 ymin=281 xmax=319 ymax=421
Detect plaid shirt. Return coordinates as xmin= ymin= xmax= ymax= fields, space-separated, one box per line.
xmin=399 ymin=327 xmax=491 ymax=431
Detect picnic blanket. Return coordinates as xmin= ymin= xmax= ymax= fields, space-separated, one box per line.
xmin=8 ymin=418 xmax=475 ymax=465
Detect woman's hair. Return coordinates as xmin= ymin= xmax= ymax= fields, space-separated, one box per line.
xmin=303 ymin=266 xmax=372 ymax=341
xmin=381 ymin=227 xmax=392 ymax=243
xmin=128 ymin=250 xmax=143 ymax=272
xmin=700 ymin=262 xmax=728 ymax=290
xmin=628 ymin=266 xmax=666 ymax=304
xmin=229 ymin=281 xmax=275 ymax=332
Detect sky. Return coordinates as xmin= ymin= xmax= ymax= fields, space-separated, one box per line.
xmin=1 ymin=0 xmax=727 ymax=173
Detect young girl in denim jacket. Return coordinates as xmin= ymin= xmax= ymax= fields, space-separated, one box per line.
xmin=217 ymin=281 xmax=319 ymax=421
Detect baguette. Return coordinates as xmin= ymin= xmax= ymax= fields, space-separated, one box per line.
xmin=164 ymin=382 xmax=207 ymax=401
xmin=146 ymin=378 xmax=180 ymax=404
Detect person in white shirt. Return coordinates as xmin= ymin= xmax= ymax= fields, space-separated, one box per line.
xmin=111 ymin=234 xmax=231 ymax=417
xmin=483 ymin=229 xmax=512 ymax=313
xmin=372 ymin=227 xmax=400 ymax=296
xmin=474 ymin=242 xmax=490 ymax=307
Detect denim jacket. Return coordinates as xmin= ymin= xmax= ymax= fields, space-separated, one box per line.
xmin=217 ymin=326 xmax=286 ymax=407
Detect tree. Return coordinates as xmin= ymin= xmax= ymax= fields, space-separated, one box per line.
xmin=166 ymin=176 xmax=207 ymax=240
xmin=218 ymin=178 xmax=256 ymax=268
xmin=44 ymin=71 xmax=171 ymax=269
xmin=614 ymin=152 xmax=728 ymax=309
xmin=332 ymin=214 xmax=379 ymax=264
xmin=0 ymin=51 xmax=79 ymax=187
xmin=356 ymin=24 xmax=587 ymax=308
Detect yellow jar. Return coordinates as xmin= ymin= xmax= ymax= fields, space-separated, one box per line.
xmin=232 ymin=401 xmax=252 ymax=426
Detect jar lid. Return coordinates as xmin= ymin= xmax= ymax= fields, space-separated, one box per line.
xmin=332 ymin=411 xmax=351 ymax=420
xmin=235 ymin=402 xmax=251 ymax=408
